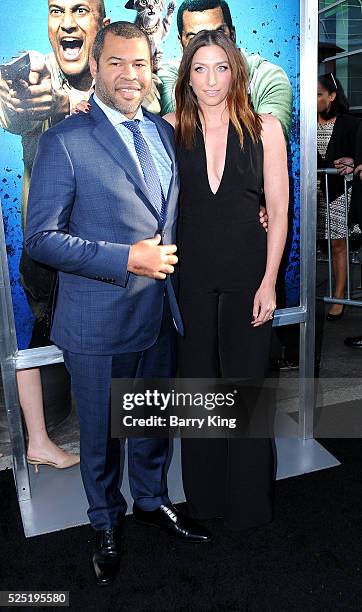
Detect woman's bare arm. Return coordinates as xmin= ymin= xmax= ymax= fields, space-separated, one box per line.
xmin=252 ymin=113 xmax=289 ymax=327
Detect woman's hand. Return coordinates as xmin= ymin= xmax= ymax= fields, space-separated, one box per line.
xmin=74 ymin=100 xmax=91 ymax=114
xmin=354 ymin=164 xmax=362 ymax=180
xmin=252 ymin=282 xmax=276 ymax=327
xmin=259 ymin=206 xmax=268 ymax=232
xmin=334 ymin=157 xmax=354 ymax=175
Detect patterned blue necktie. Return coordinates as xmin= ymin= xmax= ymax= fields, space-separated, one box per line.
xmin=123 ymin=119 xmax=166 ymax=225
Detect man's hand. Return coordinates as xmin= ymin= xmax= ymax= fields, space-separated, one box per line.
xmin=128 ymin=234 xmax=178 ymax=280
xmin=334 ymin=157 xmax=354 ymax=175
xmin=0 ymin=51 xmax=69 ymax=121
xmin=259 ymin=206 xmax=269 ymax=232
xmin=354 ymin=164 xmax=362 ymax=181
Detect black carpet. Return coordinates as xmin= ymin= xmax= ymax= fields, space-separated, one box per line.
xmin=1 ymin=440 xmax=362 ymax=611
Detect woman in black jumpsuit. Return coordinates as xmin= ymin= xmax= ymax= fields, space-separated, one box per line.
xmin=164 ymin=30 xmax=289 ymax=531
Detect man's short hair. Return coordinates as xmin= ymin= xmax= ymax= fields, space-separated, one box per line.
xmin=220 ymin=1 xmax=233 ymax=32
xmin=92 ymin=21 xmax=151 ymax=67
xmin=97 ymin=0 xmax=106 ymax=21
xmin=177 ymin=0 xmax=233 ymax=36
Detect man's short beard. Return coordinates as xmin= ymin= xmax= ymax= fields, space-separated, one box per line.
xmin=95 ymin=78 xmax=146 ymax=115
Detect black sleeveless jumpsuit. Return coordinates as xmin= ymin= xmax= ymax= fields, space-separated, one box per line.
xmin=176 ymin=122 xmax=275 ymax=531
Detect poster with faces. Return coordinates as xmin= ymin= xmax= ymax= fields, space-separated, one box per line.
xmin=0 ymin=0 xmax=299 ymax=350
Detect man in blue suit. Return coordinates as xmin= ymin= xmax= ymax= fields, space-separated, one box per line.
xmin=25 ymin=21 xmax=210 ymax=586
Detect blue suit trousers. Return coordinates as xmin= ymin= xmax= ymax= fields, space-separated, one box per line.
xmin=62 ymin=299 xmax=176 ymax=530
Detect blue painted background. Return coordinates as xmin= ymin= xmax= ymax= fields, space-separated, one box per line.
xmin=0 ymin=0 xmax=300 ymax=349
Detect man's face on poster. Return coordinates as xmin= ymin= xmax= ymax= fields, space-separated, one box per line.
xmin=179 ymin=6 xmax=232 ymax=49
xmin=48 ymin=0 xmax=107 ymax=78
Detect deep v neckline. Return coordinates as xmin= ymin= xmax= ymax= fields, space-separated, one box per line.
xmin=198 ymin=121 xmax=230 ymax=197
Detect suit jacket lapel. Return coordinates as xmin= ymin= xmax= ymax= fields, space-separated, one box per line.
xmin=90 ymin=100 xmax=160 ymax=222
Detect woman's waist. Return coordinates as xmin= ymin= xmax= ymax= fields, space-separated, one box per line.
xmin=178 ymin=258 xmax=267 ymax=291
xmin=177 ymin=239 xmax=267 ymax=271
xmin=178 ymin=216 xmax=267 ymax=240
xmin=178 ymin=211 xmax=265 ymax=227
xmin=179 ymin=190 xmax=263 ymax=207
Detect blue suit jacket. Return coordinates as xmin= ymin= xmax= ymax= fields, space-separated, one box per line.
xmin=25 ymin=100 xmax=183 ymax=355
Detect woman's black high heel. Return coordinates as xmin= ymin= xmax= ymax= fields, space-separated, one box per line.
xmin=326 ymin=305 xmax=345 ymax=321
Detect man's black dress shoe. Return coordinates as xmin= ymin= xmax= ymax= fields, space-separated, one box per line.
xmin=133 ymin=503 xmax=212 ymax=542
xmin=344 ymin=335 xmax=362 ymax=348
xmin=91 ymin=527 xmax=122 ymax=586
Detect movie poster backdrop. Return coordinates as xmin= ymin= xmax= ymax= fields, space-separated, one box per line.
xmin=0 ymin=0 xmax=300 ymax=350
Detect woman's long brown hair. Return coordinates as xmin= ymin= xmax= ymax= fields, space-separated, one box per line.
xmin=174 ymin=29 xmax=262 ymax=148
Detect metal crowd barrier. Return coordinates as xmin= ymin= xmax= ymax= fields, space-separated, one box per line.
xmin=317 ymin=168 xmax=362 ymax=309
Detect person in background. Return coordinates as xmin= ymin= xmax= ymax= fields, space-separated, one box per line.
xmin=18 ymin=369 xmax=79 ymax=472
xmin=0 ymin=0 xmax=110 ymax=469
xmin=345 ymin=122 xmax=362 ymax=348
xmin=317 ymin=73 xmax=359 ymax=321
xmin=158 ymin=0 xmax=293 ymax=140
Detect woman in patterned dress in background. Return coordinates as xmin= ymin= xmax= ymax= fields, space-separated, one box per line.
xmin=317 ymin=74 xmax=360 ymax=320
